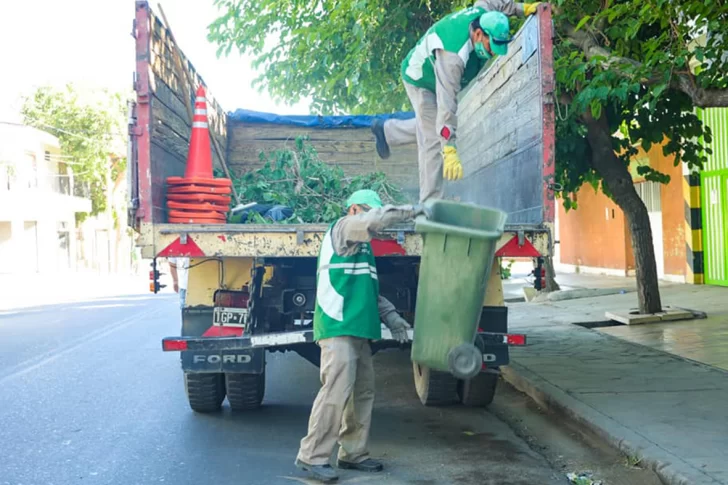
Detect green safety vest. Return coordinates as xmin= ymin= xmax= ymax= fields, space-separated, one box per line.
xmin=401 ymin=6 xmax=486 ymax=93
xmin=313 ymin=223 xmax=381 ymax=341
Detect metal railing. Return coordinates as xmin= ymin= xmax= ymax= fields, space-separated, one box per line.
xmin=0 ymin=166 xmax=91 ymax=200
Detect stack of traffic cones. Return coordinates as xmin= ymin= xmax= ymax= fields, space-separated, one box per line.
xmin=166 ymin=86 xmax=232 ymax=224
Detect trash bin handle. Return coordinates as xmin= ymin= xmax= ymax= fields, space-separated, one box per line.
xmin=414 ymin=217 xmax=504 ymax=240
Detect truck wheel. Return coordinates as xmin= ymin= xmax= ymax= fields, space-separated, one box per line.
xmin=225 ymin=371 xmax=265 ymax=411
xmin=458 ymin=372 xmax=498 ymax=407
xmin=184 ymin=372 xmax=226 ymax=413
xmin=412 ymin=361 xmax=458 ymax=406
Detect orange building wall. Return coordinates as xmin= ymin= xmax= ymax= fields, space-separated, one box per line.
xmin=558 ymin=140 xmax=685 ymax=277
xmin=558 ymin=186 xmax=631 ymax=271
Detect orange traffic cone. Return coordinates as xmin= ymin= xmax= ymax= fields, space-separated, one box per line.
xmin=168 ymin=210 xmax=227 ymax=221
xmin=166 ymin=193 xmax=232 ymax=205
xmin=167 ymin=200 xmax=230 ymax=212
xmin=167 ymin=184 xmax=232 ymax=195
xmin=165 ymin=85 xmax=232 ymax=224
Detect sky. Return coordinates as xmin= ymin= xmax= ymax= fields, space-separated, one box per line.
xmin=0 ymin=0 xmax=311 ymax=124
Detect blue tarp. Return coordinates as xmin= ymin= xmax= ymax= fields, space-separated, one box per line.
xmin=228 ymin=109 xmax=415 ymax=128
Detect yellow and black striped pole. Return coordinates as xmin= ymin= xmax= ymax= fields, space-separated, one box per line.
xmin=683 ymin=169 xmax=704 ymax=284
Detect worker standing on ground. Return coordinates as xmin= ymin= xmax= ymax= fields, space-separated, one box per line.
xmin=295 ymin=190 xmax=428 ymax=483
xmin=371 ymin=1 xmax=541 ymax=202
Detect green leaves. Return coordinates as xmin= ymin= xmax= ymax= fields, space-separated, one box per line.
xmin=574 ymin=15 xmax=591 ymax=32
xmin=230 ymin=137 xmax=406 ymax=224
xmin=590 ymin=99 xmax=602 ymax=120
xmin=207 ymin=0 xmax=451 ymax=113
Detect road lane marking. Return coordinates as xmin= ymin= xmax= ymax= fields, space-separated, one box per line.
xmin=0 ymin=305 xmax=166 ymax=384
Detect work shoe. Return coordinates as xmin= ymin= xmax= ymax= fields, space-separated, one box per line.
xmin=337 ymin=458 xmax=384 ymax=472
xmin=295 ymin=459 xmax=339 ymax=482
xmin=371 ymin=119 xmax=391 ymax=159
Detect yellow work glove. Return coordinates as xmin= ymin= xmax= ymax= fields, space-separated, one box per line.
xmin=442 ymin=145 xmax=464 ymax=181
xmin=524 ymin=2 xmax=540 ymax=16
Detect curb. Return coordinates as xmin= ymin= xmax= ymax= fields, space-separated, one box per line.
xmin=500 ymin=363 xmax=709 ymax=485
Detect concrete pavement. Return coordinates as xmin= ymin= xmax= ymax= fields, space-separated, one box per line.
xmin=503 ymin=283 xmax=728 ymax=485
xmin=0 ymin=292 xmax=569 ymax=485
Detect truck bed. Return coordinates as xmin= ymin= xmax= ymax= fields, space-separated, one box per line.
xmin=129 ymin=2 xmax=555 ymax=260
xmin=142 ymin=222 xmax=550 ymax=258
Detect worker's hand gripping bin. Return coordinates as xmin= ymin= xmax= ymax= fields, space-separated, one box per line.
xmin=412 ymin=200 xmax=507 ymax=379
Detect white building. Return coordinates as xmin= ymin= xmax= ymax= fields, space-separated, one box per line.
xmin=0 ymin=122 xmax=92 ymax=273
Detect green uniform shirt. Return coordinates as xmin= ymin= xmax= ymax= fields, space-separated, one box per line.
xmin=313 ymin=223 xmax=381 ymax=341
xmin=401 ymin=6 xmax=487 ymax=93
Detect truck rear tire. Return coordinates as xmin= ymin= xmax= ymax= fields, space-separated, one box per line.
xmin=412 ymin=361 xmax=458 ymax=406
xmin=184 ymin=372 xmax=226 ymax=413
xmin=225 ymin=371 xmax=265 ymax=411
xmin=458 ymin=371 xmax=498 ymax=407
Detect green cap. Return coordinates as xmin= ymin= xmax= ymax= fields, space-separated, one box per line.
xmin=479 ymin=11 xmax=512 ymax=56
xmin=346 ymin=189 xmax=383 ymax=209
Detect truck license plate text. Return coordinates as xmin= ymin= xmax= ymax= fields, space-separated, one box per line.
xmin=213 ymin=307 xmax=247 ymax=326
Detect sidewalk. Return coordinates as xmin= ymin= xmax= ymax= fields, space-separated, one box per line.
xmin=502 ymin=262 xmax=680 ymax=302
xmin=503 ymin=282 xmax=728 ymax=485
xmin=0 ymin=271 xmax=150 ymax=311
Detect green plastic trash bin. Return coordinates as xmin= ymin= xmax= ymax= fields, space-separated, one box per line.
xmin=411 ymin=200 xmax=507 ymax=380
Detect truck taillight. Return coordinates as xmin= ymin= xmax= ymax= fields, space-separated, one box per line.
xmin=506 ymin=334 xmax=527 ymax=346
xmin=214 ymin=289 xmax=249 ymax=308
xmin=162 ymin=339 xmax=188 ymax=351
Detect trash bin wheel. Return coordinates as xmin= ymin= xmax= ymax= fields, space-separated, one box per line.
xmin=447 ymin=343 xmax=482 ymax=380
xmin=458 ymin=371 xmax=498 ymax=407
xmin=412 ymin=361 xmax=458 ymax=406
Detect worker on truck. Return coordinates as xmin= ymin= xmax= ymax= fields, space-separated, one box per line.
xmin=295 ymin=189 xmax=428 ymax=482
xmin=371 ymin=1 xmax=540 ymax=202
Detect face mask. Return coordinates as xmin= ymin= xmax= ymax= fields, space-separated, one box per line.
xmin=474 ymin=41 xmax=492 ymax=60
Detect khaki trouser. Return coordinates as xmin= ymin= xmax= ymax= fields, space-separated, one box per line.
xmin=297 ymin=336 xmax=375 ymax=465
xmin=383 ymin=117 xmax=417 ymax=146
xmin=384 ymin=83 xmax=442 ymax=203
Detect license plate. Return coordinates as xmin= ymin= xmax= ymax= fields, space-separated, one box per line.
xmin=213 ymin=307 xmax=248 ymax=327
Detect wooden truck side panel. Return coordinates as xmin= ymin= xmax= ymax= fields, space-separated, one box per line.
xmin=131 ymin=1 xmax=227 ymax=227
xmin=449 ymin=9 xmax=556 ymax=227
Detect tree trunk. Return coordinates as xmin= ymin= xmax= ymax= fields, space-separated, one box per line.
xmin=543 ymin=255 xmax=561 ymax=292
xmin=583 ymin=114 xmax=662 ymax=314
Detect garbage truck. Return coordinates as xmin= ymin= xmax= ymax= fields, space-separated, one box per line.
xmin=128 ymin=1 xmax=556 ymax=412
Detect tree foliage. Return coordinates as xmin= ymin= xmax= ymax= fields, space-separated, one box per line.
xmin=21 ymin=85 xmax=128 ymax=218
xmin=228 ymin=137 xmax=406 ymax=223
xmin=553 ymin=0 xmax=727 ymax=209
xmin=209 ymin=0 xmax=470 ymax=113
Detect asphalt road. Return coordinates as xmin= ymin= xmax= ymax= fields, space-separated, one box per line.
xmin=0 ymin=292 xmax=566 ymax=485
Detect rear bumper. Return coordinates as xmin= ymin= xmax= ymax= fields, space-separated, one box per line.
xmin=162 ymin=329 xmax=526 ymax=370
